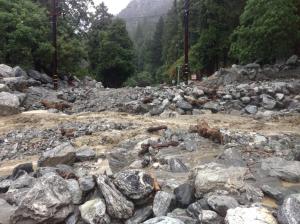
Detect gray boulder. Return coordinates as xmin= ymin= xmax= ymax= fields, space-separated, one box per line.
xmin=113 ymin=169 xmax=154 ymax=200
xmin=176 ymin=99 xmax=193 ymax=110
xmin=96 ymin=175 xmax=134 ymax=219
xmin=79 ymin=176 xmax=95 ymax=192
xmin=10 ymin=173 xmax=74 ymax=224
xmin=261 ymin=157 xmax=300 ymax=182
xmin=187 ymin=201 xmax=203 ymax=219
xmin=12 ymin=66 xmax=28 ymax=78
xmin=28 ymin=70 xmax=52 ymax=84
xmin=0 ymin=179 xmax=12 ymax=193
xmin=278 ymin=194 xmax=300 ymax=224
xmin=38 ymin=142 xmax=77 ymax=167
xmin=153 ymin=191 xmax=175 ymax=217
xmin=174 ymin=183 xmax=195 ymax=208
xmin=201 ymin=210 xmax=223 ymax=224
xmin=286 ymin=55 xmax=298 ymax=66
xmin=225 ymin=207 xmax=277 ymax=224
xmin=207 ymin=195 xmax=239 ymax=217
xmin=193 ymin=163 xmax=248 ymax=197
xmin=125 ymin=206 xmax=153 ymax=224
xmin=0 ymin=84 xmax=10 ymax=92
xmin=245 ymin=105 xmax=258 ymax=114
xmin=76 ymin=147 xmax=96 ymax=162
xmin=0 ymin=64 xmax=13 ymax=78
xmin=79 ymin=198 xmax=111 ymax=224
xmin=143 ymin=216 xmax=185 ymax=224
xmin=0 ymin=198 xmax=16 ymax=224
xmin=0 ymin=92 xmax=21 ymax=116
xmin=261 ymin=94 xmax=277 ymax=110
xmin=167 ymin=209 xmax=198 ymax=224
xmin=66 ymin=179 xmax=82 ymax=205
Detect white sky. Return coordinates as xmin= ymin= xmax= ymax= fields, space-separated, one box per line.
xmin=93 ymin=0 xmax=132 ymax=15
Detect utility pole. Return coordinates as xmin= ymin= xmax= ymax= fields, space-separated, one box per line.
xmin=51 ymin=0 xmax=58 ymax=90
xmin=183 ymin=0 xmax=190 ymax=84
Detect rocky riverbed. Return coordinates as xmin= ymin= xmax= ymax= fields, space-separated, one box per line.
xmin=0 ymin=56 xmax=300 ymax=224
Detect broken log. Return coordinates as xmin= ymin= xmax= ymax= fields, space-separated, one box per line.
xmin=147 ymin=125 xmax=168 ymax=133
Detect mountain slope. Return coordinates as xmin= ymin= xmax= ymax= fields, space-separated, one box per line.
xmin=118 ymin=0 xmax=173 ymax=38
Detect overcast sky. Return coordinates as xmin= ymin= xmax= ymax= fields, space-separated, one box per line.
xmin=93 ymin=0 xmax=132 ymax=15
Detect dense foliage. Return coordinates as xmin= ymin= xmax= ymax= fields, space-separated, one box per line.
xmin=1 ymin=0 xmax=300 ymax=87
xmin=134 ymin=0 xmax=300 ymax=83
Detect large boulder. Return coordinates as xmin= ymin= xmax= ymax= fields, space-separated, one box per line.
xmin=143 ymin=216 xmax=185 ymax=224
xmin=12 ymin=66 xmax=28 ymax=78
xmin=0 ymin=92 xmax=21 ymax=116
xmin=96 ymin=175 xmax=134 ymax=219
xmin=174 ymin=183 xmax=195 ymax=208
xmin=193 ymin=163 xmax=248 ymax=197
xmin=261 ymin=157 xmax=300 ymax=182
xmin=0 ymin=64 xmax=13 ymax=78
xmin=79 ymin=199 xmax=111 ymax=224
xmin=10 ymin=173 xmax=74 ymax=224
xmin=38 ymin=143 xmax=77 ymax=167
xmin=113 ymin=169 xmax=154 ymax=200
xmin=28 ymin=70 xmax=52 ymax=84
xmin=225 ymin=207 xmax=277 ymax=224
xmin=0 ymin=198 xmax=16 ymax=224
xmin=125 ymin=206 xmax=153 ymax=224
xmin=277 ymin=194 xmax=300 ymax=224
xmin=261 ymin=94 xmax=277 ymax=110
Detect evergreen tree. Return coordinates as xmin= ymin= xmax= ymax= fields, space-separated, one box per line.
xmin=230 ymin=0 xmax=300 ymax=63
xmin=147 ymin=17 xmax=165 ymax=74
xmin=0 ymin=0 xmax=52 ymax=70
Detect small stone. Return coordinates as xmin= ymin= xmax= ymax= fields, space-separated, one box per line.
xmin=169 ymin=158 xmax=189 ymax=173
xmin=79 ymin=198 xmax=110 ymax=224
xmin=276 ymin=93 xmax=285 ymax=101
xmin=207 ymin=195 xmax=239 ymax=217
xmin=174 ymin=183 xmax=195 ymax=208
xmin=241 ymin=97 xmax=251 ymax=104
xmin=153 ymin=191 xmax=176 ymax=217
xmin=245 ymin=105 xmax=258 ymax=114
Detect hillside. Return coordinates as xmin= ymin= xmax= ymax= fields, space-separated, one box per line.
xmin=118 ymin=0 xmax=173 ymax=38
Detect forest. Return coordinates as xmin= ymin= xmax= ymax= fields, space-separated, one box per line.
xmin=0 ymin=0 xmax=300 ymax=87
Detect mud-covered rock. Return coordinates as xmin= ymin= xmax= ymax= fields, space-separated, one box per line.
xmin=96 ymin=175 xmax=134 ymax=219
xmin=10 ymin=172 xmax=74 ymax=224
xmin=113 ymin=169 xmax=154 ymax=200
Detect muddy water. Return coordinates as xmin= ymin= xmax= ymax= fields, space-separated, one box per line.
xmin=1 ymin=110 xmax=300 ymax=177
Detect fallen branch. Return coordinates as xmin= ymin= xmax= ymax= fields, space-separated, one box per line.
xmin=147 ymin=125 xmax=168 ymax=133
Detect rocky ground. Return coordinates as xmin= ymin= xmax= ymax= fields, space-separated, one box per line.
xmin=0 ymin=55 xmax=300 ymax=224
